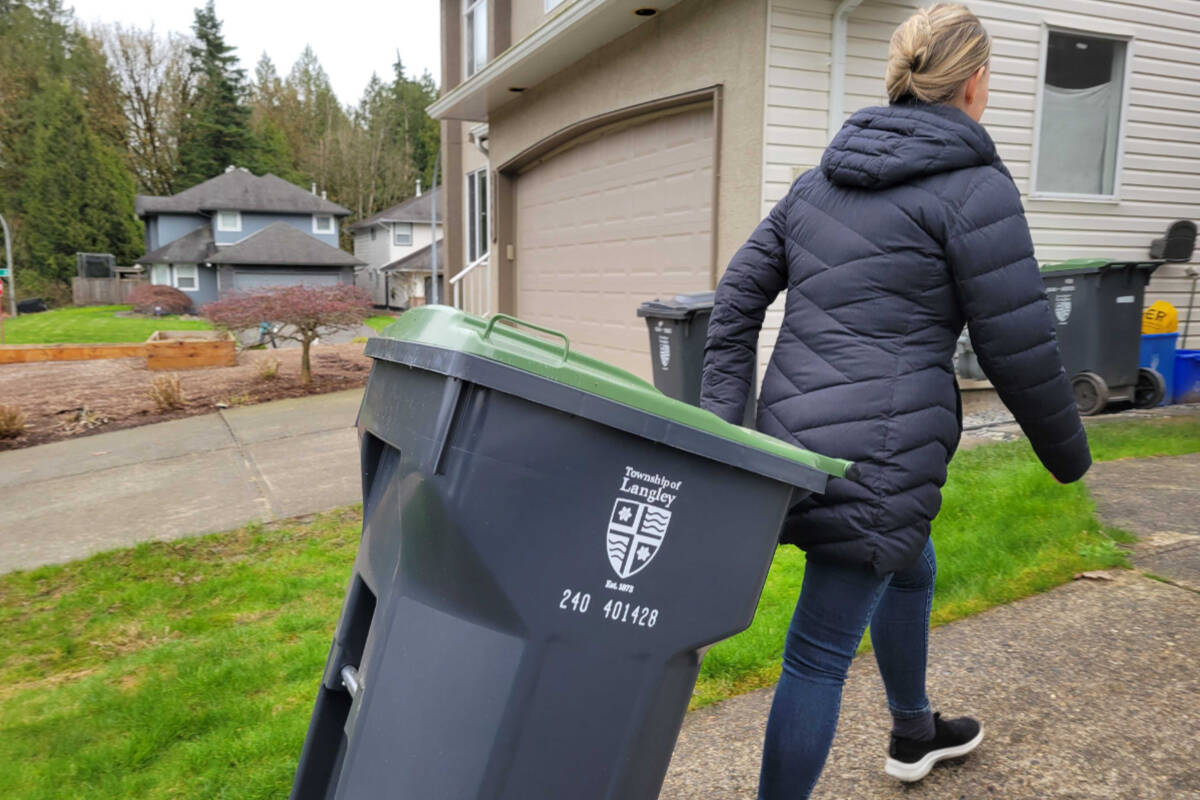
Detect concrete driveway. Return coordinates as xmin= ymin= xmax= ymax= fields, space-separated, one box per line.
xmin=0 ymin=389 xmax=363 ymax=573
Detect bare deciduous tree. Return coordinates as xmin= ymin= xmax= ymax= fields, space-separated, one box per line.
xmin=95 ymin=23 xmax=195 ymax=195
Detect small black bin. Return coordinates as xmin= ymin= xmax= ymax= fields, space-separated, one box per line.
xmin=290 ymin=306 xmax=850 ymax=800
xmin=637 ymin=292 xmax=755 ymax=426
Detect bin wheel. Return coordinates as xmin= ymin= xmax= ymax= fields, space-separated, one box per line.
xmin=1133 ymin=367 xmax=1166 ymax=409
xmin=1072 ymin=372 xmax=1109 ymax=416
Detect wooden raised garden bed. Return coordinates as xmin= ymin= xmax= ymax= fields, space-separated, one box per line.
xmin=0 ymin=330 xmax=237 ymax=369
xmin=144 ymin=330 xmax=237 ymax=370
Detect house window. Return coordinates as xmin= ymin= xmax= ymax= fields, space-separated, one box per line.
xmin=464 ymin=0 xmax=487 ymax=78
xmin=216 ymin=210 xmax=241 ymax=232
xmin=150 ymin=264 xmax=170 ymax=286
xmin=174 ymin=264 xmax=198 ymax=292
xmin=545 ymin=0 xmax=565 ymax=10
xmin=394 ymin=222 xmax=413 ymax=246
xmin=466 ymin=168 xmax=489 ymax=263
xmin=370 ymin=228 xmax=376 ymax=241
xmin=1033 ymin=30 xmax=1130 ymax=198
xmin=313 ymin=214 xmax=335 ymax=234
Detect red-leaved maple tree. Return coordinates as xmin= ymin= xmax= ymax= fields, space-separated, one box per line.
xmin=203 ymin=285 xmax=374 ymax=384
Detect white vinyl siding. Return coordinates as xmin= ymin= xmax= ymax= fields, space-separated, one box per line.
xmin=764 ymin=0 xmax=1200 ymax=352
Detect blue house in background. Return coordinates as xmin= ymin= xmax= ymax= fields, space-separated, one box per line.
xmin=135 ymin=167 xmax=364 ymax=306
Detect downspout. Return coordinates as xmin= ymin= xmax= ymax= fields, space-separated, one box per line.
xmin=827 ymin=0 xmax=864 ymax=143
xmin=431 ymin=144 xmax=441 ymax=305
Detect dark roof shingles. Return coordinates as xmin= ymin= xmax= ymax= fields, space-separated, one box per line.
xmin=136 ymin=224 xmax=214 ymax=264
xmin=207 ymin=222 xmax=364 ymax=267
xmin=135 ymin=169 xmax=349 ymax=217
xmin=380 ymin=240 xmax=445 ymax=273
xmin=349 ymin=189 xmax=443 ymax=231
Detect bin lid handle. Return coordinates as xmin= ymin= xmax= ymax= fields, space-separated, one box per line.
xmin=482 ymin=313 xmax=571 ymax=366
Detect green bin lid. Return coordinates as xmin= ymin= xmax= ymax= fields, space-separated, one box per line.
xmin=1040 ymin=258 xmax=1110 ymax=274
xmin=375 ymin=306 xmax=853 ymax=480
xmin=1040 ymin=259 xmax=1161 ymax=275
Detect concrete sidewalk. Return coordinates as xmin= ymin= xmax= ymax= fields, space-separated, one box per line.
xmin=660 ymin=448 xmax=1200 ymax=799
xmin=0 ymin=389 xmax=363 ymax=573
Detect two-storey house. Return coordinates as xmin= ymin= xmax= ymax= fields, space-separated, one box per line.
xmin=135 ymin=167 xmax=364 ymax=305
xmin=349 ymin=188 xmax=445 ymax=309
xmin=430 ymin=0 xmax=1200 ymax=380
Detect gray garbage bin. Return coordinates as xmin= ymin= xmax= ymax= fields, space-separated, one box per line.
xmin=1041 ymin=259 xmax=1163 ymax=414
xmin=637 ymin=292 xmax=756 ymax=426
xmin=290 ymin=306 xmax=852 ymax=800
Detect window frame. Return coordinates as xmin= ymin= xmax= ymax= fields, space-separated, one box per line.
xmin=463 ymin=0 xmax=488 ymax=79
xmin=216 ymin=210 xmax=242 ymax=232
xmin=545 ymin=0 xmax=566 ymax=10
xmin=312 ymin=214 xmax=336 ymax=235
xmin=150 ymin=264 xmax=170 ymax=286
xmin=173 ymin=263 xmax=199 ymax=292
xmin=466 ymin=168 xmax=489 ymax=265
xmin=393 ymin=222 xmax=414 ymax=247
xmin=1029 ymin=24 xmax=1134 ymax=203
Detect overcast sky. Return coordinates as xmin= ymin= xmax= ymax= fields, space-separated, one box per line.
xmin=68 ymin=0 xmax=442 ymax=106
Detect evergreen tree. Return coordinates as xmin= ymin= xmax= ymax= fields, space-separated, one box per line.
xmin=175 ymin=0 xmax=254 ymax=187
xmin=0 ymin=1 xmax=142 ymax=298
xmin=19 ymin=74 xmax=141 ymax=284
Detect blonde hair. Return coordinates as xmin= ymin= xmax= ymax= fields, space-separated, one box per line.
xmin=885 ymin=4 xmax=991 ymax=105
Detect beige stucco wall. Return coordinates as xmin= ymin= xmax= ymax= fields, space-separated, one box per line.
xmin=510 ymin=0 xmax=550 ymax=44
xmin=486 ymin=0 xmax=768 ymax=305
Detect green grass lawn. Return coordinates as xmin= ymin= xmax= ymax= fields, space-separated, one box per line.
xmin=2 ymin=305 xmax=212 ymax=344
xmin=364 ymin=314 xmax=399 ymax=333
xmin=2 ymin=417 xmax=1198 ymax=797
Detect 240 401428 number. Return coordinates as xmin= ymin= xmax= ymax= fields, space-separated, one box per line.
xmin=602 ymin=599 xmax=658 ymax=628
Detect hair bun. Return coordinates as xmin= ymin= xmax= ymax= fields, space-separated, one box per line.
xmin=883 ymin=4 xmax=990 ymax=105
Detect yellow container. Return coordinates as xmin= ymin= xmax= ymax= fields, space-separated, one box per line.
xmin=1143 ymin=300 xmax=1178 ymax=334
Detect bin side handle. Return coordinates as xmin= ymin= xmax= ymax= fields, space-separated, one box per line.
xmin=482 ymin=314 xmax=571 ymax=365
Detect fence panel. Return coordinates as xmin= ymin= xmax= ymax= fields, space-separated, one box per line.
xmin=72 ymin=277 xmax=148 ymax=306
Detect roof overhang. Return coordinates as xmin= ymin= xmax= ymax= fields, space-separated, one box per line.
xmin=428 ymin=0 xmax=687 ymax=122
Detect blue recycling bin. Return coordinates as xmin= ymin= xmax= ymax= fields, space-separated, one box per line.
xmin=1140 ymin=333 xmax=1178 ymax=406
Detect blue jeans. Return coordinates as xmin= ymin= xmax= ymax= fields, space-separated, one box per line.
xmin=758 ymin=538 xmax=937 ymax=800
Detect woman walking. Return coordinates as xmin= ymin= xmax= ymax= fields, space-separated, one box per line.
xmin=700 ymin=5 xmax=1092 ymax=798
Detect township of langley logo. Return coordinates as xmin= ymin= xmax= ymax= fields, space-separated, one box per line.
xmin=1055 ymin=293 xmax=1072 ymax=324
xmin=657 ymin=335 xmax=671 ymax=370
xmin=606 ymin=498 xmax=671 ymax=579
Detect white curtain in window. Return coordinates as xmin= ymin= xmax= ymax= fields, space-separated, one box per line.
xmin=1037 ymin=82 xmax=1119 ymax=195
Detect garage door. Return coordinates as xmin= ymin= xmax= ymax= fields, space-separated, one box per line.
xmin=515 ymin=106 xmax=714 ymax=378
xmin=233 ymin=270 xmax=342 ymax=290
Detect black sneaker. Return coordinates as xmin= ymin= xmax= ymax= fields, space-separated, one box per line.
xmin=885 ymin=712 xmax=983 ymax=782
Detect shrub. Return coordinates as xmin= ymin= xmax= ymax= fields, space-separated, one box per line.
xmin=0 ymin=405 xmax=26 ymax=438
xmin=147 ymin=374 xmax=184 ymax=411
xmin=204 ymin=285 xmax=373 ymax=384
xmin=128 ymin=284 xmax=193 ymax=315
xmin=255 ymin=357 xmax=280 ymax=381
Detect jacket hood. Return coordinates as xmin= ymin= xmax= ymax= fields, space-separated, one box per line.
xmin=821 ymin=103 xmax=997 ymax=190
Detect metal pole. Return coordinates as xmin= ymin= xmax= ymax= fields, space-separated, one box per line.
xmin=430 ymin=144 xmax=442 ymax=306
xmin=1184 ymin=266 xmax=1199 ymax=348
xmin=0 ymin=214 xmax=14 ymax=320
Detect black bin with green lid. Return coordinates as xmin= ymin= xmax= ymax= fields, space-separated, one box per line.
xmin=1041 ymin=259 xmax=1165 ymax=414
xmin=289 ymin=306 xmax=852 ymax=800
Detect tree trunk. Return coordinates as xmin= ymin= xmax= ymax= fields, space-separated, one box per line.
xmin=300 ymin=338 xmax=312 ymax=385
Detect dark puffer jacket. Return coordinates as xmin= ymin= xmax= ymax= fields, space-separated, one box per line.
xmin=701 ymin=102 xmax=1091 ymax=576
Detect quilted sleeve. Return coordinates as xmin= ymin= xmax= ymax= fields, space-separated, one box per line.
xmin=700 ymin=192 xmax=792 ymax=425
xmin=945 ymin=169 xmax=1091 ymax=483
